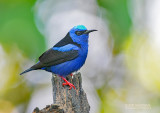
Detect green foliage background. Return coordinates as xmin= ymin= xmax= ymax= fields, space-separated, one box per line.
xmin=0 ymin=0 xmax=46 ymax=58
xmin=97 ymin=0 xmax=132 ymax=54
xmin=0 ymin=0 xmax=46 ymax=112
xmin=0 ymin=0 xmax=160 ymax=113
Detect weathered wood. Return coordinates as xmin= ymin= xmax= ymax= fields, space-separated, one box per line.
xmin=33 ymin=104 xmax=64 ymax=113
xmin=32 ymin=72 xmax=90 ymax=113
xmin=52 ymin=72 xmax=90 ymax=113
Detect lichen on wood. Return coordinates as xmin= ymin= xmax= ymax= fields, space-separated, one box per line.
xmin=52 ymin=72 xmax=90 ymax=113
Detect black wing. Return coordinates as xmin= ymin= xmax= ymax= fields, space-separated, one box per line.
xmin=39 ymin=48 xmax=79 ymax=67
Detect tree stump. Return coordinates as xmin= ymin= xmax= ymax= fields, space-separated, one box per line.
xmin=33 ymin=72 xmax=90 ymax=113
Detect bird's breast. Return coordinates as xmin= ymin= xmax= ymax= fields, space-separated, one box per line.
xmin=78 ymin=44 xmax=88 ymax=56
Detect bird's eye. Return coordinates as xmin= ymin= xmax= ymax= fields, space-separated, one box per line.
xmin=75 ymin=31 xmax=83 ymax=36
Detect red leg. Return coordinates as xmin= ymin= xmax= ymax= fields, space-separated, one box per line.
xmin=60 ymin=76 xmax=75 ymax=90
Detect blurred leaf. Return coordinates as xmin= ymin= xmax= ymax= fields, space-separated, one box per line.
xmin=97 ymin=0 xmax=132 ymax=54
xmin=1 ymin=82 xmax=32 ymax=105
xmin=0 ymin=1 xmax=46 ymax=59
xmin=0 ymin=45 xmax=32 ymax=106
xmin=0 ymin=99 xmax=15 ymax=113
xmin=97 ymin=86 xmax=120 ymax=113
xmin=124 ymin=34 xmax=160 ymax=93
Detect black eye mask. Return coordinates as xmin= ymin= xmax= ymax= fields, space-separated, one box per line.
xmin=75 ymin=30 xmax=87 ymax=36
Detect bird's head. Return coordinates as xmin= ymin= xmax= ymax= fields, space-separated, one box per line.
xmin=69 ymin=25 xmax=97 ymax=45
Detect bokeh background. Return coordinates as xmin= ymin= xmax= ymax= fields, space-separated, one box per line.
xmin=0 ymin=0 xmax=160 ymax=113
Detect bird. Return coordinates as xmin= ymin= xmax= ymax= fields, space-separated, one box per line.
xmin=20 ymin=25 xmax=97 ymax=89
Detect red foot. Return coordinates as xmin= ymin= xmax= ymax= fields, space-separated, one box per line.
xmin=60 ymin=76 xmax=75 ymax=90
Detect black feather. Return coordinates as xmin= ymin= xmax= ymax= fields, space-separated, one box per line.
xmin=54 ymin=32 xmax=81 ymax=48
xmin=20 ymin=68 xmax=33 ymax=75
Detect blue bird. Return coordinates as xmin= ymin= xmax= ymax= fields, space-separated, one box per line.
xmin=20 ymin=25 xmax=97 ymax=89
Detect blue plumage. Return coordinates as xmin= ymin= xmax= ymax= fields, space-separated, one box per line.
xmin=45 ymin=44 xmax=88 ymax=76
xmin=53 ymin=44 xmax=79 ymax=52
xmin=20 ymin=25 xmax=97 ymax=89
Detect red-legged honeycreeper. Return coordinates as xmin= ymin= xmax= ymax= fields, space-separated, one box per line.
xmin=20 ymin=25 xmax=97 ymax=89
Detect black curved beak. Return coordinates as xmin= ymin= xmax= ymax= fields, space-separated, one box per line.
xmin=84 ymin=29 xmax=98 ymax=34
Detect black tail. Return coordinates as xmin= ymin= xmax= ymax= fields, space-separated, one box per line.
xmin=20 ymin=68 xmax=33 ymax=75
xmin=20 ymin=62 xmax=44 ymax=75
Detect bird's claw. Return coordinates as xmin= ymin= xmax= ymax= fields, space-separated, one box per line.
xmin=70 ymin=73 xmax=73 ymax=76
xmin=62 ymin=81 xmax=75 ymax=90
xmin=60 ymin=75 xmax=76 ymax=90
xmin=70 ymin=73 xmax=74 ymax=79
